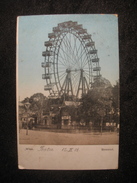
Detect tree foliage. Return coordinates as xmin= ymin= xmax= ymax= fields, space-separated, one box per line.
xmin=78 ymin=78 xmax=114 ymax=124
xmin=21 ymin=93 xmax=48 ymax=123
xmin=20 ymin=79 xmax=119 ymax=125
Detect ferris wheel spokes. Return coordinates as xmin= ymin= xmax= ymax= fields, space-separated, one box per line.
xmin=60 ymin=34 xmax=77 ymax=67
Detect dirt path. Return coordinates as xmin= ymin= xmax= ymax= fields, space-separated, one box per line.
xmin=19 ymin=129 xmax=119 ymax=145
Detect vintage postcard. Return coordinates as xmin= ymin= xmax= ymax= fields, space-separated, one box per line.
xmin=17 ymin=14 xmax=119 ymax=170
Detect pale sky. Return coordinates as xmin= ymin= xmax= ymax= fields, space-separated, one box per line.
xmin=17 ymin=14 xmax=119 ymax=101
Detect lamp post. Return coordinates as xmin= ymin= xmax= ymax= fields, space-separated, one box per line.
xmin=24 ymin=102 xmax=31 ymax=135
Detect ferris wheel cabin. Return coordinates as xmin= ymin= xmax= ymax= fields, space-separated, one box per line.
xmin=44 ymin=41 xmax=53 ymax=47
xmin=86 ymin=41 xmax=95 ymax=47
xmin=88 ymin=50 xmax=97 ymax=54
xmin=53 ymin=27 xmax=61 ymax=32
xmin=82 ymin=35 xmax=91 ymax=39
xmin=58 ymin=21 xmax=78 ymax=28
xmin=74 ymin=24 xmax=83 ymax=30
xmin=41 ymin=62 xmax=52 ymax=67
xmin=44 ymin=84 xmax=53 ymax=90
xmin=42 ymin=51 xmax=53 ymax=57
xmin=42 ymin=74 xmax=52 ymax=79
xmin=93 ymin=67 xmax=101 ymax=71
xmin=48 ymin=33 xmax=56 ymax=39
xmin=92 ymin=58 xmax=99 ymax=62
xmin=77 ymin=29 xmax=87 ymax=34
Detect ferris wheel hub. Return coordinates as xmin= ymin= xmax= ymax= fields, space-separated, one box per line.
xmin=66 ymin=68 xmax=81 ymax=73
xmin=66 ymin=69 xmax=71 ymax=73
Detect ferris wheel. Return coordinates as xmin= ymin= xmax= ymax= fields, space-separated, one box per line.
xmin=42 ymin=21 xmax=101 ymax=99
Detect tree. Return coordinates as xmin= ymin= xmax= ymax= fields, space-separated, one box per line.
xmin=79 ymin=77 xmax=113 ymax=126
xmin=65 ymin=105 xmax=77 ymax=121
xmin=22 ymin=97 xmax=30 ymax=103
xmin=29 ymin=93 xmax=47 ymax=123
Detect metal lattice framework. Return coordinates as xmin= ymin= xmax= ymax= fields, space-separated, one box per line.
xmin=42 ymin=21 xmax=101 ymax=99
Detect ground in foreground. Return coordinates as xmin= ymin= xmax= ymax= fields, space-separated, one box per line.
xmin=19 ymin=129 xmax=119 ymax=145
